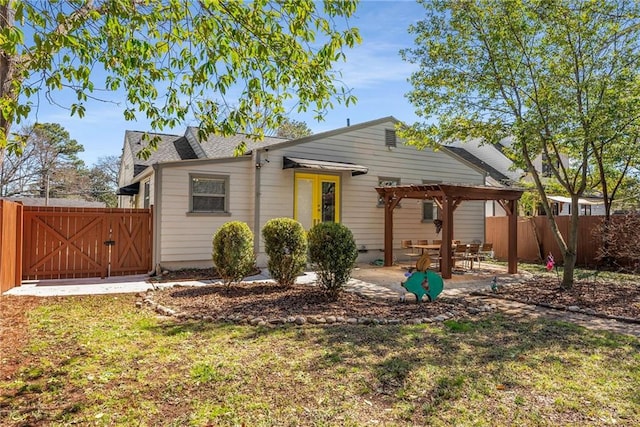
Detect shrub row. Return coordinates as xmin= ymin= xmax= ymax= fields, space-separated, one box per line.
xmin=212 ymin=218 xmax=357 ymax=295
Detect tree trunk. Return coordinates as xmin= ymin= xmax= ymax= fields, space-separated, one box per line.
xmin=562 ymin=248 xmax=576 ymax=287
xmin=560 ymin=195 xmax=581 ymax=288
xmin=0 ymin=3 xmax=18 ymax=152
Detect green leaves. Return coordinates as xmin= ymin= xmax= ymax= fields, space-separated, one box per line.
xmin=403 ymin=0 xmax=640 ymax=285
xmin=0 ymin=0 xmax=361 ymax=149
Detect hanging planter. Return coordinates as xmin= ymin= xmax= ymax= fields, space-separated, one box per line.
xmin=433 ymin=219 xmax=443 ymax=234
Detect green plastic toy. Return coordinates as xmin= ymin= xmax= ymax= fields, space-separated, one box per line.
xmin=401 ymin=270 xmax=444 ymax=302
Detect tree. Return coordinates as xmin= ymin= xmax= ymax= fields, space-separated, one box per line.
xmin=88 ymin=155 xmax=120 ymax=207
xmin=400 ymin=0 xmax=640 ymax=287
xmin=0 ymin=122 xmax=85 ymax=198
xmin=275 ymin=117 xmax=313 ymax=139
xmin=0 ymin=1 xmax=360 ymax=160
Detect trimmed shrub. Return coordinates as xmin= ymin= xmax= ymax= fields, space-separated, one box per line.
xmin=308 ymin=222 xmax=357 ymax=297
xmin=262 ymin=218 xmax=308 ymax=287
xmin=212 ymin=221 xmax=255 ymax=287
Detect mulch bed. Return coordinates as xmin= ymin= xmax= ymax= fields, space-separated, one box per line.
xmin=494 ymin=277 xmax=640 ymax=320
xmin=145 ymin=267 xmax=640 ymax=322
xmin=151 ymin=282 xmax=471 ymax=321
xmin=149 ymin=274 xmax=640 ymax=323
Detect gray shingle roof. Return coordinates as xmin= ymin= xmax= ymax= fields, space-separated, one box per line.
xmin=126 ymin=131 xmax=201 ymax=177
xmin=184 ymin=127 xmax=289 ymax=159
xmin=443 ymin=146 xmax=513 ymax=185
xmin=125 ymin=131 xmax=184 ymax=166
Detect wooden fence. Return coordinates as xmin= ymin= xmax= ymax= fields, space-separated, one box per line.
xmin=22 ymin=207 xmax=152 ymax=280
xmin=486 ymin=215 xmax=605 ymax=266
xmin=0 ymin=200 xmax=23 ymax=292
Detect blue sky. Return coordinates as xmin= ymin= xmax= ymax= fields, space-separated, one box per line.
xmin=27 ymin=1 xmax=425 ymax=166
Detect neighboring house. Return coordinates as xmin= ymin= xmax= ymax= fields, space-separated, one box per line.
xmin=445 ymin=139 xmax=605 ymax=216
xmin=5 ymin=197 xmax=106 ymax=208
xmin=117 ymin=117 xmax=487 ymax=271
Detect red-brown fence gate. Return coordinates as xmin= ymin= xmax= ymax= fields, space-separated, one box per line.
xmin=0 ymin=200 xmax=23 ymax=292
xmin=22 ymin=207 xmax=152 ymax=280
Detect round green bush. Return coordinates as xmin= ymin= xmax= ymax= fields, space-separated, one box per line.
xmin=308 ymin=222 xmax=357 ymax=296
xmin=262 ymin=218 xmax=308 ymax=287
xmin=212 ymin=221 xmax=255 ymax=287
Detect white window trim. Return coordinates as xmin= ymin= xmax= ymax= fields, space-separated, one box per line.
xmin=187 ymin=173 xmax=231 ymax=216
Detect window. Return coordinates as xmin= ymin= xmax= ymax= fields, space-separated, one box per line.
xmin=378 ymin=177 xmax=400 ymax=207
xmin=422 ymin=201 xmax=436 ymax=221
xmin=422 ymin=179 xmax=441 ymax=222
xmin=581 ymin=204 xmax=592 ymax=216
xmin=143 ymin=181 xmax=150 ymax=209
xmin=190 ymin=174 xmax=229 ymax=213
xmin=385 ymin=129 xmax=397 ymax=148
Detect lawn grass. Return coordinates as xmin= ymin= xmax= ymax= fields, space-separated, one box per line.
xmin=1 ymin=295 xmax=638 ymax=426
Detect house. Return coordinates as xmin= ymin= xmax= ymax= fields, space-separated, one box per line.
xmin=445 ymin=139 xmax=605 ymax=217
xmin=5 ymin=197 xmax=106 ymax=208
xmin=117 ymin=117 xmax=488 ymax=272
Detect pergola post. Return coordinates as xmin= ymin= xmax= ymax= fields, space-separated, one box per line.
xmin=507 ymin=199 xmax=518 ymax=274
xmin=383 ymin=194 xmax=394 ymax=267
xmin=440 ymin=196 xmax=454 ymax=279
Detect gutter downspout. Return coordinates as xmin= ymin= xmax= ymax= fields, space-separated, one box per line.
xmin=253 ymin=149 xmax=262 ymax=256
xmin=152 ymin=163 xmax=162 ymax=275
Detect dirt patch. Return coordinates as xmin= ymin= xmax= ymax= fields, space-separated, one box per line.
xmin=0 ymin=296 xmax=43 ymax=379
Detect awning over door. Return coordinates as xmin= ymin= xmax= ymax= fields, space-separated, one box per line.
xmin=283 ymin=156 xmax=368 ymax=176
xmin=116 ymin=182 xmax=140 ymax=196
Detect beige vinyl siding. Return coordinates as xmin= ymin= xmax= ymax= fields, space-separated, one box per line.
xmin=132 ymin=178 xmax=153 ymax=209
xmin=117 ymin=141 xmax=136 ymax=208
xmin=256 ymin=119 xmax=485 ymax=263
xmin=158 ymin=158 xmax=253 ymax=267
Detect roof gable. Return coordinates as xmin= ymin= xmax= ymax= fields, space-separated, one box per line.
xmin=257 ymin=116 xmax=400 ymax=152
xmin=125 ymin=131 xmax=184 ymax=166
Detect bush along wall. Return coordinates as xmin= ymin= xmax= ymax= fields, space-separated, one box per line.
xmin=212 ymin=221 xmax=255 ymax=288
xmin=262 ymin=218 xmax=308 ymax=287
xmin=308 ymin=222 xmax=357 ymax=298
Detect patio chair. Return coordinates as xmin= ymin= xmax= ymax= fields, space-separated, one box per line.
xmin=414 ymin=239 xmax=429 ymax=254
xmin=465 ymin=243 xmax=480 ymax=269
xmin=401 ymin=240 xmax=421 ymax=261
xmin=476 ymin=243 xmax=494 ymax=268
xmin=453 ymin=244 xmax=469 ymax=269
